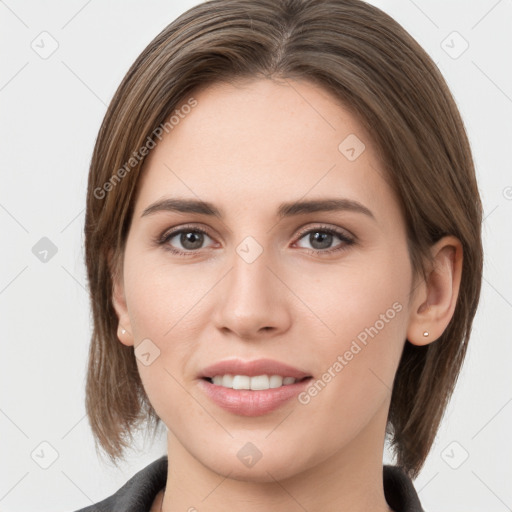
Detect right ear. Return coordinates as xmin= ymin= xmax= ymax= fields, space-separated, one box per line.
xmin=108 ymin=248 xmax=134 ymax=347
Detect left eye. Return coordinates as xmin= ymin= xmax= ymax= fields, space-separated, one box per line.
xmin=294 ymin=227 xmax=354 ymax=253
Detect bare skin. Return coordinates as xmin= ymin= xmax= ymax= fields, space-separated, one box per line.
xmin=112 ymin=78 xmax=462 ymax=512
xmin=149 ymin=489 xmax=164 ymax=512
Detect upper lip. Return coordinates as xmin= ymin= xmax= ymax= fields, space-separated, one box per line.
xmin=199 ymin=358 xmax=311 ymax=380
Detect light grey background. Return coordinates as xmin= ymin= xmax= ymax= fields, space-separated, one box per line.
xmin=1 ymin=1 xmax=511 ymax=511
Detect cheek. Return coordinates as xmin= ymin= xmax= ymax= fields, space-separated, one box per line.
xmin=121 ymin=252 xmax=213 ymax=414
xmin=124 ymin=254 xmax=204 ymax=339
xmin=292 ymin=246 xmax=410 ymax=415
xmin=293 ymin=243 xmax=410 ymax=345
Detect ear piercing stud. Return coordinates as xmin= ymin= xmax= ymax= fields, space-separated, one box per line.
xmin=423 ymin=331 xmax=429 ymax=337
xmin=121 ymin=329 xmax=126 ymax=334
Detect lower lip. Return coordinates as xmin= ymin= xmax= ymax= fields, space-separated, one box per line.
xmin=198 ymin=378 xmax=312 ymax=416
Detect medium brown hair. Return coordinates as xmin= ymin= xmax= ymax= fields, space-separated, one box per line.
xmin=84 ymin=0 xmax=483 ymax=477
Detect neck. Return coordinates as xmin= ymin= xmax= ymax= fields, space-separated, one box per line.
xmin=160 ymin=403 xmax=393 ymax=512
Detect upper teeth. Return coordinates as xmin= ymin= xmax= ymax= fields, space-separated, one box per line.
xmin=211 ymin=374 xmax=297 ymax=390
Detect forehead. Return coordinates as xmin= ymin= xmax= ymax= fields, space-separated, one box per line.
xmin=133 ymin=78 xmax=398 ymax=224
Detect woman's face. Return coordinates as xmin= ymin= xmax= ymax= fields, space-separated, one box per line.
xmin=114 ymin=78 xmax=417 ymax=481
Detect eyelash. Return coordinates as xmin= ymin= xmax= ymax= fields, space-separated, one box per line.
xmin=156 ymin=223 xmax=356 ymax=258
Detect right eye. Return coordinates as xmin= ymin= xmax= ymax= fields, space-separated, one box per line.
xmin=158 ymin=226 xmax=216 ymax=256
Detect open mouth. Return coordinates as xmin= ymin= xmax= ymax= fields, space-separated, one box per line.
xmin=202 ymin=375 xmax=312 ymax=390
xmin=198 ymin=362 xmax=314 ymax=416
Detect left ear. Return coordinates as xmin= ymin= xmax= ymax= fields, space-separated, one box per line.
xmin=406 ymin=235 xmax=463 ymax=346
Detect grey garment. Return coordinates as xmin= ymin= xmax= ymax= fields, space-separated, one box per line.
xmin=72 ymin=455 xmax=424 ymax=512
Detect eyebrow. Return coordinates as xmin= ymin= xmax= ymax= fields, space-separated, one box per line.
xmin=141 ymin=197 xmax=375 ymax=220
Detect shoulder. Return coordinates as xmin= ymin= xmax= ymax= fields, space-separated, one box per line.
xmin=383 ymin=465 xmax=424 ymax=512
xmin=71 ymin=455 xmax=168 ymax=512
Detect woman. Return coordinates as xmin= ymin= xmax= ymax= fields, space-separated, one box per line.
xmin=77 ymin=0 xmax=483 ymax=510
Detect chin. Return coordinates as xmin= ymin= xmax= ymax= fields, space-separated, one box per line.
xmin=203 ymin=456 xmax=305 ymax=483
xmin=190 ymin=437 xmax=323 ymax=484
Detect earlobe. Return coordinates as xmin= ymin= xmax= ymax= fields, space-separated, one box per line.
xmin=116 ymin=324 xmax=133 ymax=346
xmin=109 ymin=249 xmax=135 ymax=347
xmin=407 ymin=236 xmax=463 ymax=346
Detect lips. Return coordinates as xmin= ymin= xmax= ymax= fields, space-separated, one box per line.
xmin=197 ymin=358 xmax=313 ymax=416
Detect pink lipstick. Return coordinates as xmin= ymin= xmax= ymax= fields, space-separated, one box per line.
xmin=198 ymin=358 xmax=312 ymax=416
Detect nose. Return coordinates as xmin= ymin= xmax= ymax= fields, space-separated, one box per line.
xmin=212 ymin=241 xmax=292 ymax=341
